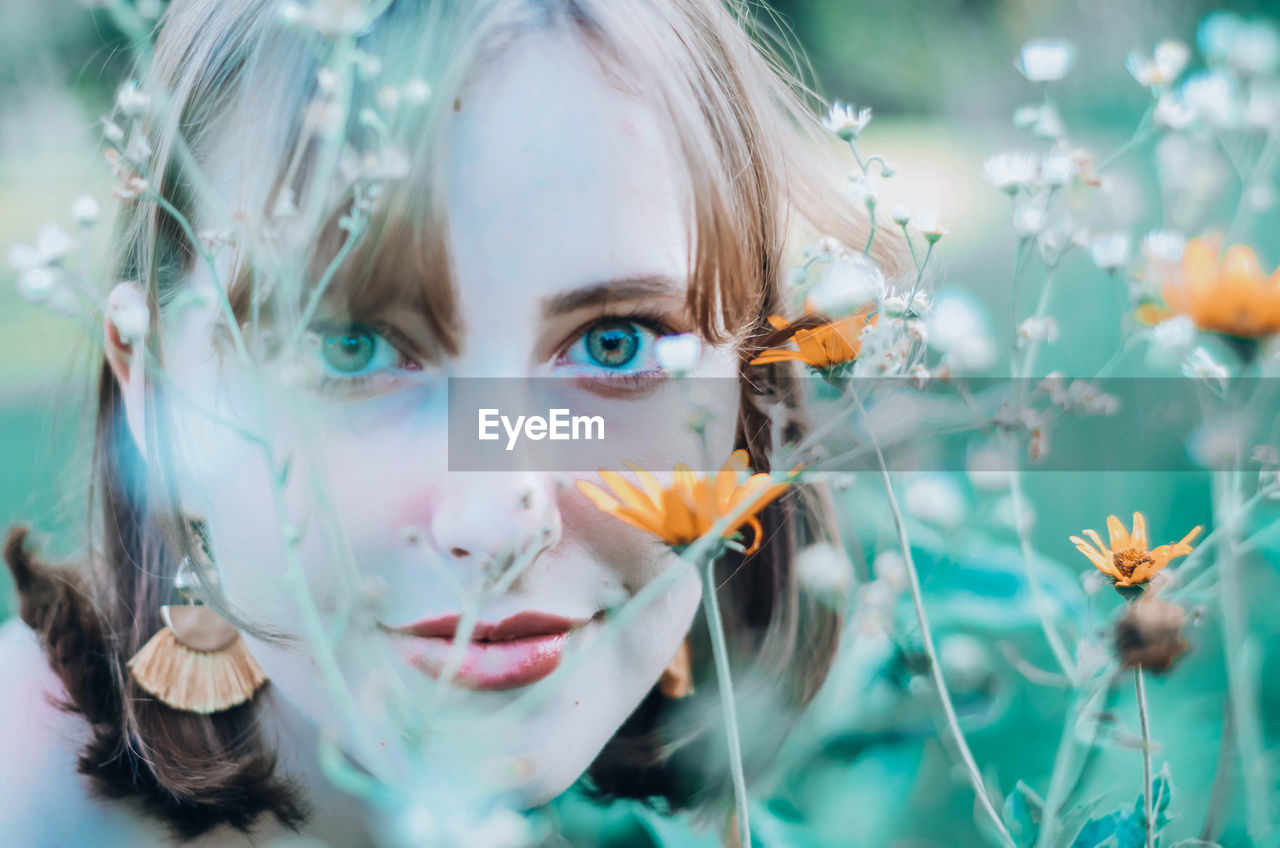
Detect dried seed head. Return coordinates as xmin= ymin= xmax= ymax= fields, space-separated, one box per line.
xmin=1115 ymin=596 xmax=1190 ymax=673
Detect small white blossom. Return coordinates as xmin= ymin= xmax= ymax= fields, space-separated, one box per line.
xmin=107 ymin=282 xmax=150 ymax=345
xmin=401 ymin=79 xmax=432 ymax=104
xmin=1016 ymin=39 xmax=1076 ymax=82
xmin=1012 ymin=199 xmax=1047 ymax=237
xmin=1182 ymin=71 xmax=1240 ymax=128
xmin=16 ymin=267 xmax=59 ymax=302
xmin=823 ymin=101 xmax=872 ymax=140
xmin=71 ymin=195 xmax=100 ymax=226
xmin=1182 ymin=346 xmax=1229 ymax=391
xmin=904 ymin=476 xmax=967 ymax=529
xmin=912 ymin=208 xmax=947 ymax=243
xmin=1018 ymin=316 xmax=1059 ymax=344
xmin=1126 ymin=40 xmax=1191 ymax=88
xmin=846 ymin=172 xmax=879 ymax=208
xmin=1089 ymin=232 xmax=1131 ymax=270
xmin=1040 ymin=152 xmax=1076 ymax=186
xmin=115 ymin=81 xmax=150 ymax=117
xmin=1154 ymin=91 xmax=1197 ymax=131
xmin=796 ymin=543 xmax=853 ymax=603
xmin=810 ymin=253 xmax=884 ymax=315
xmin=1228 ymin=20 xmax=1280 ymax=76
xmin=654 ymin=334 xmax=701 ymax=375
xmin=981 ymin=152 xmax=1038 ymax=194
xmin=376 ymin=85 xmax=401 ymax=112
xmin=102 ymin=120 xmax=125 ymax=145
xmin=316 ymin=68 xmax=341 ymax=95
xmin=1143 ymin=230 xmax=1186 ymax=263
xmin=1153 ymin=315 xmax=1196 ymax=351
xmin=892 ymin=205 xmax=911 ymax=226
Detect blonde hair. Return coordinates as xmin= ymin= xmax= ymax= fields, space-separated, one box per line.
xmin=6 ymin=0 xmax=896 ymax=838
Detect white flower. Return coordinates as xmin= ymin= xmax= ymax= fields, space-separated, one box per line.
xmin=116 ymin=81 xmax=150 ymax=117
xmin=847 ymin=172 xmax=878 ymax=208
xmin=102 ymin=120 xmax=125 ymax=145
xmin=654 ymin=334 xmax=701 ymax=375
xmin=1040 ymin=152 xmax=1076 ymax=186
xmin=11 ymin=223 xmax=75 ymax=271
xmin=927 ymin=294 xmax=996 ymax=372
xmin=401 ymin=79 xmax=432 ymax=104
xmin=316 ymin=68 xmax=341 ymax=95
xmin=966 ymin=443 xmax=1015 ymax=492
xmin=1018 ymin=316 xmax=1059 ymax=344
xmin=1126 ymin=40 xmax=1191 ymax=88
xmin=912 ymin=208 xmax=947 ymax=242
xmin=1088 ymin=232 xmax=1131 ymax=270
xmin=981 ymin=152 xmax=1038 ymax=194
xmin=1182 ymin=346 xmax=1229 ymax=391
xmin=892 ymin=206 xmax=911 ymax=225
xmin=16 ymin=267 xmax=59 ymax=302
xmin=1153 ymin=91 xmax=1197 ymax=131
xmin=376 ymin=85 xmax=401 ymax=112
xmin=1229 ymin=20 xmax=1280 ymax=76
xmin=1182 ymin=71 xmax=1240 ymax=128
xmin=809 ymin=253 xmax=884 ymax=315
xmin=881 ymin=290 xmax=931 ymax=318
xmin=904 ymin=476 xmax=967 ymax=529
xmin=71 ymin=195 xmax=100 ymax=226
xmin=1012 ymin=199 xmax=1047 ymax=237
xmin=823 ymin=101 xmax=872 ymax=140
xmin=107 ymin=282 xmax=150 ymax=345
xmin=796 ymin=543 xmax=853 ymax=602
xmin=1152 ymin=315 xmax=1196 ymax=351
xmin=125 ymin=132 xmax=153 ymax=163
xmin=1143 ymin=230 xmax=1186 ymax=263
xmin=1016 ymin=39 xmax=1076 ymax=82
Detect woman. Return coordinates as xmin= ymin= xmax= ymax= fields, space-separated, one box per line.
xmin=1 ymin=0 xmax=897 ymax=844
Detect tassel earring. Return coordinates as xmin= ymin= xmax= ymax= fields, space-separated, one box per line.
xmin=128 ymin=519 xmax=267 ymax=714
xmin=658 ymin=636 xmax=694 ymax=698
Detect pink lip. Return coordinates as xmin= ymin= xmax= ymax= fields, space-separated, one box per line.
xmin=382 ymin=611 xmax=594 ymax=690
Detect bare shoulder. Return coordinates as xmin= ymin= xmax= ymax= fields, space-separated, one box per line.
xmin=0 ymin=618 xmax=176 ymax=847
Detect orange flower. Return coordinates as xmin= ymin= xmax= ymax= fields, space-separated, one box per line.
xmin=1161 ymin=236 xmax=1280 ymax=338
xmin=749 ymin=304 xmax=876 ymax=372
xmin=1070 ymin=512 xmax=1202 ymax=588
xmin=575 ymin=450 xmax=795 ymax=555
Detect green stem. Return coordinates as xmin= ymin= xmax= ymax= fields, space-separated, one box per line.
xmin=849 ymin=386 xmax=1015 ymax=848
xmin=1134 ymin=665 xmax=1154 ymax=848
xmin=1034 ymin=692 xmax=1084 ymax=848
xmin=701 ymin=555 xmax=751 ymax=848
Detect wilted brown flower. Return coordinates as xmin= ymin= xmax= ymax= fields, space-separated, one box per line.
xmin=1114 ymin=596 xmax=1190 ymax=673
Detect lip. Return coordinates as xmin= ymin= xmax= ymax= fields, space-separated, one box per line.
xmin=381 ymin=611 xmax=597 ymax=690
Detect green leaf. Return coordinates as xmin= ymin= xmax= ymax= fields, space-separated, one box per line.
xmin=1003 ymin=781 xmax=1044 ymax=848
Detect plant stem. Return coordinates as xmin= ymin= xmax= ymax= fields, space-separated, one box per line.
xmin=1134 ymin=665 xmax=1154 ymax=848
xmin=701 ymin=555 xmax=752 ymax=848
xmin=849 ymin=386 xmax=1015 ymax=848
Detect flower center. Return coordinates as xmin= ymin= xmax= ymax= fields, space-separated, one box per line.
xmin=1112 ymin=547 xmax=1153 ymax=579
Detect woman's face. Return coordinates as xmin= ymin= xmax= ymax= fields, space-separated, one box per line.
xmin=108 ymin=31 xmax=743 ymax=805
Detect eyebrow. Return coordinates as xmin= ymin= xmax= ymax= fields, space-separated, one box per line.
xmin=541 ymin=274 xmax=686 ymax=319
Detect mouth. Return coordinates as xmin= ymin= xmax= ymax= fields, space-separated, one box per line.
xmin=380 ymin=610 xmax=602 ymax=690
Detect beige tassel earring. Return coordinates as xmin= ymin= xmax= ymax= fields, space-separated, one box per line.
xmin=658 ymin=636 xmax=694 ymax=698
xmin=128 ymin=519 xmax=267 ymax=714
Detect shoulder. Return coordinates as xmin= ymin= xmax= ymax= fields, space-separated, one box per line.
xmin=0 ymin=618 xmax=178 ymax=847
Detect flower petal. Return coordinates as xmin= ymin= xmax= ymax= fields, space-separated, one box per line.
xmin=1130 ymin=511 xmax=1148 ymax=551
xmin=1106 ymin=515 xmax=1131 ymax=551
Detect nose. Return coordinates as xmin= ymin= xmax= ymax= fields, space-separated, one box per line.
xmin=428 ymin=471 xmax=562 ymax=577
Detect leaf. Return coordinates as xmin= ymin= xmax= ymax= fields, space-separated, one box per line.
xmin=1003 ymin=781 xmax=1044 ymax=848
xmin=1068 ymin=767 xmax=1175 ymax=848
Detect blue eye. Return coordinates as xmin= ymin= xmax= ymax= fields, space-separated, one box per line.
xmin=565 ymin=318 xmax=662 ymax=373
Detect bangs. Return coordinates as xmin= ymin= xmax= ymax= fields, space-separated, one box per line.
xmin=210 ymin=0 xmax=796 ymax=361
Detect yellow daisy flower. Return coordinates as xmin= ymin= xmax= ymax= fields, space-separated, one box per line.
xmin=575 ymin=449 xmax=795 ymax=555
xmin=1161 ymin=236 xmax=1280 ymax=338
xmin=749 ymin=304 xmax=876 ymax=372
xmin=1070 ymin=512 xmax=1202 ymax=588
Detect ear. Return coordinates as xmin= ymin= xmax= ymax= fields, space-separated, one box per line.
xmin=103 ymin=281 xmax=151 ymax=463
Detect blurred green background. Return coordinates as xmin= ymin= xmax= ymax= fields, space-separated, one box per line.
xmin=3 ymin=1 xmax=1279 ymax=846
